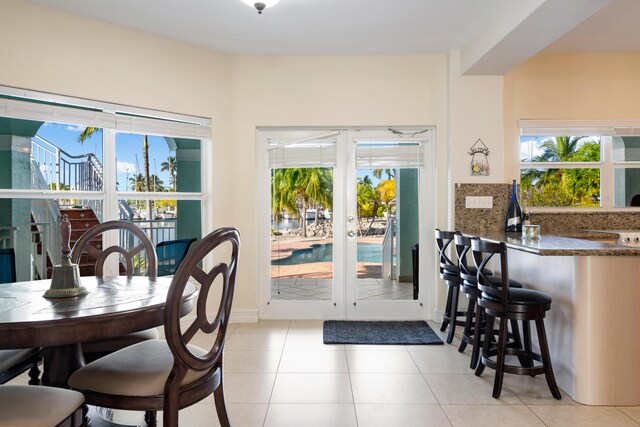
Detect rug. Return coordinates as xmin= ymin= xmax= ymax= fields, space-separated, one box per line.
xmin=323 ymin=320 xmax=443 ymax=345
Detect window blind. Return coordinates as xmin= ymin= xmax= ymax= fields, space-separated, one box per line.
xmin=0 ymin=96 xmax=211 ymax=139
xmin=355 ymin=141 xmax=423 ymax=168
xmin=519 ymin=119 xmax=640 ymax=136
xmin=268 ymin=135 xmax=337 ymax=168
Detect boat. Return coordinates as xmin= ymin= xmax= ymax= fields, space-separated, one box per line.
xmin=305 ymin=209 xmax=316 ymax=220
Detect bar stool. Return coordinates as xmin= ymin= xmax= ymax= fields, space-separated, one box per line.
xmin=471 ymin=237 xmax=561 ymax=400
xmin=454 ymin=233 xmax=525 ymax=369
xmin=435 ymin=229 xmax=465 ymax=343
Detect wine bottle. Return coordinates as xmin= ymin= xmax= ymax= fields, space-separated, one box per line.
xmin=505 ymin=179 xmax=523 ymax=232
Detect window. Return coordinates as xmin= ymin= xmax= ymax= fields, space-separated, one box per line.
xmin=519 ymin=120 xmax=640 ymax=209
xmin=0 ymin=86 xmax=210 ymax=281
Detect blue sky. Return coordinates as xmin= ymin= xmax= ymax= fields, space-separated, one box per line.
xmin=37 ymin=122 xmax=174 ymax=191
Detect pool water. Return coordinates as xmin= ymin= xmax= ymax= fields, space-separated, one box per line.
xmin=273 ymin=243 xmax=381 ymax=265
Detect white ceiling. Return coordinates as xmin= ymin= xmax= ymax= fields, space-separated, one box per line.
xmin=543 ymin=0 xmax=640 ymax=54
xmin=24 ymin=0 xmax=640 ymax=72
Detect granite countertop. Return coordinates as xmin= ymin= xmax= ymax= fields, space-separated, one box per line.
xmin=464 ymin=230 xmax=640 ymax=256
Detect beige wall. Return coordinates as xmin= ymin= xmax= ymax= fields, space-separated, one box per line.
xmin=2 ymin=0 xmax=466 ymax=317
xmin=0 ymin=0 xmax=235 ymax=234
xmin=449 ymin=50 xmax=504 ymax=186
xmin=504 ymin=53 xmax=640 ymax=179
xmin=231 ymin=55 xmax=449 ymax=314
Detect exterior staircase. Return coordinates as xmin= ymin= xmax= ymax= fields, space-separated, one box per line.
xmin=59 ymin=207 xmax=102 ymax=276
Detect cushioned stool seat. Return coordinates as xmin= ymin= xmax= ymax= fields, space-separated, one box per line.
xmin=482 ymin=288 xmax=552 ymax=305
xmin=0 ymin=385 xmax=85 ymax=427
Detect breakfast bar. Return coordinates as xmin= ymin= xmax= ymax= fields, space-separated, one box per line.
xmin=467 ymin=231 xmax=640 ymax=406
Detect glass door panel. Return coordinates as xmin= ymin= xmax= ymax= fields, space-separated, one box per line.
xmin=270 ymin=167 xmax=334 ymax=301
xmin=355 ymin=167 xmax=418 ymax=302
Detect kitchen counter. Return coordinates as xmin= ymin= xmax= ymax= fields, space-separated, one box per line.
xmin=464 ymin=230 xmax=640 ymax=405
xmin=466 ymin=231 xmax=639 ymax=256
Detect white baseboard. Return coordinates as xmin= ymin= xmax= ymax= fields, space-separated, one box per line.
xmin=433 ymin=309 xmax=444 ymax=323
xmin=230 ymin=308 xmax=259 ymax=324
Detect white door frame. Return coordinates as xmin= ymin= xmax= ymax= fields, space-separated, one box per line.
xmin=256 ymin=127 xmax=437 ymax=321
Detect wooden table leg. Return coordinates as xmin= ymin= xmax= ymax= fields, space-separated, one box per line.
xmin=41 ymin=343 xmax=85 ymax=387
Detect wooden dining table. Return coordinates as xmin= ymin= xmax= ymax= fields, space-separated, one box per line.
xmin=0 ymin=275 xmax=197 ymax=388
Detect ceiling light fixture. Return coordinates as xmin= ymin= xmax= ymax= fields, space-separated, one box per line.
xmin=242 ymin=0 xmax=280 ymax=14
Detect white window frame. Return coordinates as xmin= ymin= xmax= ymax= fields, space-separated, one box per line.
xmin=0 ymin=85 xmax=212 ymax=274
xmin=519 ymin=119 xmax=640 ymax=212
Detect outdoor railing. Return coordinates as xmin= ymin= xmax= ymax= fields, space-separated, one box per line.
xmin=382 ymin=216 xmax=396 ymax=279
xmin=31 ymin=135 xmax=104 ymax=221
xmin=30 ymin=158 xmax=62 ymax=279
xmin=30 ymin=221 xmax=49 ymax=280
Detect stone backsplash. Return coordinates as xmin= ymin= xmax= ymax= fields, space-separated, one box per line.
xmin=454 ymin=183 xmax=511 ymax=234
xmin=455 ymin=183 xmax=640 ymax=235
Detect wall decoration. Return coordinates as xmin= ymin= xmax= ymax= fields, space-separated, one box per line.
xmin=468 ymin=139 xmax=490 ymax=176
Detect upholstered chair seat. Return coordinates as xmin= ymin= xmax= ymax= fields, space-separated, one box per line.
xmin=69 ymin=339 xmax=209 ymax=396
xmin=0 ymin=385 xmax=85 ymax=427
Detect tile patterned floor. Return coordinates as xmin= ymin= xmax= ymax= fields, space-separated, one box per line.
xmin=11 ymin=320 xmax=640 ymax=426
xmin=271 ymin=278 xmax=414 ymax=300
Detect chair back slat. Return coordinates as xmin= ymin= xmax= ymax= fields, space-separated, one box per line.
xmin=435 ymin=229 xmax=457 ymax=273
xmin=454 ymin=232 xmax=475 ymax=284
xmin=471 ymin=237 xmax=510 ymax=309
xmin=70 ymin=220 xmax=158 ymax=279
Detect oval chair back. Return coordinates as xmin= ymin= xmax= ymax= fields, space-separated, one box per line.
xmin=163 ymin=227 xmax=240 ymax=427
xmin=70 ymin=220 xmax=157 ymax=279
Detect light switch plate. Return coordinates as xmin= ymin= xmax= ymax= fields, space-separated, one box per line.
xmin=465 ymin=196 xmax=493 ymax=209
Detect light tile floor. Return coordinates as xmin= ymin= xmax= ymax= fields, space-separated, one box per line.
xmin=271 ymin=278 xmax=414 ymax=301
xmin=11 ymin=320 xmax=640 ymax=426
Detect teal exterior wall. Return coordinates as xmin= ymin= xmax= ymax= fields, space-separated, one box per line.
xmin=0 ymin=117 xmax=45 ymax=281
xmin=174 ymin=138 xmax=202 ymax=240
xmin=397 ymin=168 xmax=419 ymax=281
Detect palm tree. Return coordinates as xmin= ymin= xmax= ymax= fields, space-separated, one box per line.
xmin=373 ymin=169 xmax=395 ymax=180
xmin=161 ymin=156 xmax=177 ymax=190
xmin=357 ymin=175 xmax=382 ymax=235
xmin=271 ymin=168 xmax=332 ymax=238
xmin=78 ymin=128 xmax=154 ymax=217
xmin=377 ymin=179 xmax=396 ymax=218
xmin=148 ymin=174 xmax=165 ymax=192
xmin=521 ymin=136 xmax=600 ymax=207
xmin=129 ymin=173 xmax=145 ymax=192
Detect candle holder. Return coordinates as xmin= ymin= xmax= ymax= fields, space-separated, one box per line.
xmin=44 ymin=214 xmax=89 ymax=298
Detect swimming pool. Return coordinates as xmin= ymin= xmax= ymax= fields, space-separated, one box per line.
xmin=273 ymin=243 xmax=382 ymax=265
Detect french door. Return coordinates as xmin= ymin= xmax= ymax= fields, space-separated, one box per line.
xmin=258 ymin=128 xmax=435 ymax=320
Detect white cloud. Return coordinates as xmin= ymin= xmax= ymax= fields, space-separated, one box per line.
xmin=117 ymin=161 xmax=136 ymax=174
xmin=65 ymin=125 xmax=85 ymax=132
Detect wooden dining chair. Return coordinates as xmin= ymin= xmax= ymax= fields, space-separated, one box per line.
xmin=0 ymin=249 xmax=42 ymax=385
xmin=0 ymin=385 xmax=86 ymax=427
xmin=69 ymin=227 xmax=240 ymax=427
xmin=70 ymin=220 xmax=159 ymax=362
xmin=0 ymin=349 xmax=41 ymax=385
